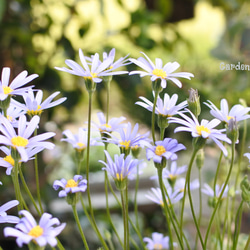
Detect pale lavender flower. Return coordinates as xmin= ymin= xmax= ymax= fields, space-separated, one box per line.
xmin=61 ymin=128 xmax=103 ymax=152
xmin=202 ymin=183 xmax=229 ymax=199
xmin=0 ymin=115 xmax=55 ymax=162
xmin=0 ymin=67 xmax=38 ymax=101
xmin=143 ymin=232 xmax=177 ymax=249
xmin=204 ymin=99 xmax=250 ymax=124
xmin=146 ymin=138 xmax=186 ymax=163
xmin=92 ymin=112 xmax=126 ymax=134
xmin=12 ymin=90 xmax=66 ymax=117
xmin=145 ymin=187 xmax=183 ymax=206
xmin=174 ymin=178 xmax=200 ymax=193
xmin=100 ymin=150 xmax=139 ymax=181
xmin=107 ymin=122 xmax=151 ymax=151
xmin=4 ymin=210 xmax=66 ymax=247
xmin=0 ymin=200 xmax=19 ymax=224
xmin=0 ymin=146 xmax=45 ymax=175
xmin=55 ymin=49 xmax=121 ymax=83
xmin=86 ymin=48 xmax=130 ymax=74
xmin=136 ymin=93 xmax=187 ymax=117
xmin=53 ymin=175 xmax=87 ymax=197
xmin=129 ymin=52 xmax=194 ymax=88
xmin=169 ymin=109 xmax=231 ymax=156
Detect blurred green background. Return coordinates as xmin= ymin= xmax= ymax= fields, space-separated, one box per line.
xmin=0 ymin=0 xmax=250 ymax=249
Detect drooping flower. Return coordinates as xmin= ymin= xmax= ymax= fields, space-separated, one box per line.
xmin=0 ymin=115 xmax=55 ymax=162
xmin=145 ymin=187 xmax=183 ymax=206
xmin=61 ymin=128 xmax=103 ymax=152
xmin=99 ymin=150 xmax=139 ymax=190
xmin=204 ymin=99 xmax=250 ymax=124
xmin=146 ymin=138 xmax=186 ymax=164
xmin=92 ymin=112 xmax=126 ymax=134
xmin=169 ymin=109 xmax=231 ymax=156
xmin=0 ymin=200 xmax=19 ymax=224
xmin=136 ymin=93 xmax=187 ymax=117
xmin=55 ymin=49 xmax=123 ymax=83
xmin=107 ymin=122 xmax=151 ymax=155
xmin=4 ymin=210 xmax=66 ymax=247
xmin=12 ymin=90 xmax=66 ymax=117
xmin=0 ymin=67 xmax=38 ymax=101
xmin=129 ymin=52 xmax=194 ymax=88
xmin=0 ymin=146 xmax=46 ymax=175
xmin=143 ymin=232 xmax=177 ymax=249
xmin=53 ymin=175 xmax=87 ymax=198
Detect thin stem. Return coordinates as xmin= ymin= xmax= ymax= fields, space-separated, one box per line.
xmin=18 ymin=164 xmax=41 ymax=216
xmin=157 ymin=167 xmax=174 ymax=249
xmin=151 ymin=91 xmax=159 ymax=144
xmin=134 ymin=165 xmax=140 ymax=231
xmin=34 ymin=129 xmax=44 ymax=214
xmin=56 ymin=238 xmax=66 ymax=250
xmin=121 ymin=189 xmax=128 ymax=250
xmin=85 ymin=91 xmax=109 ymax=250
xmin=180 ymin=149 xmax=198 ymax=240
xmin=244 ymin=233 xmax=250 ymax=250
xmin=12 ymin=160 xmax=23 ymax=211
xmin=213 ymin=151 xmax=223 ymax=193
xmin=233 ymin=200 xmax=244 ymax=249
xmin=204 ymin=142 xmax=235 ymax=248
xmin=72 ymin=205 xmax=89 ymax=250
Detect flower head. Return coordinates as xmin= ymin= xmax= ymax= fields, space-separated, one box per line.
xmin=169 ymin=109 xmax=231 ymax=155
xmin=0 ymin=115 xmax=55 ymax=162
xmin=143 ymin=232 xmax=177 ymax=250
xmin=61 ymin=128 xmax=103 ymax=152
xmin=0 ymin=200 xmax=19 ymax=224
xmin=145 ymin=187 xmax=183 ymax=206
xmin=12 ymin=90 xmax=66 ymax=117
xmin=174 ymin=178 xmax=200 ymax=193
xmin=53 ymin=175 xmax=87 ymax=198
xmin=100 ymin=151 xmax=139 ymax=190
xmin=129 ymin=52 xmax=194 ymax=88
xmin=4 ymin=210 xmax=66 ymax=247
xmin=0 ymin=67 xmax=38 ymax=101
xmin=202 ymin=183 xmax=229 ymax=199
xmin=136 ymin=93 xmax=187 ymax=117
xmin=204 ymin=99 xmax=250 ymax=124
xmin=146 ymin=138 xmax=186 ymax=164
xmin=92 ymin=112 xmax=126 ymax=134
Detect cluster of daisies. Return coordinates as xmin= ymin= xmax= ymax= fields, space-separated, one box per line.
xmin=0 ymin=47 xmax=250 ymax=249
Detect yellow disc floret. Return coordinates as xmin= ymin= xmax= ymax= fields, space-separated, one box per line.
xmin=196 ymin=125 xmax=211 ymax=136
xmin=3 ymin=86 xmax=13 ymax=95
xmin=152 ymin=69 xmax=167 ymax=79
xmin=153 ymin=243 xmax=163 ymax=249
xmin=155 ymin=145 xmax=166 ymax=156
xmin=28 ymin=225 xmax=44 ymax=238
xmin=3 ymin=155 xmax=15 ymax=166
xmin=120 ymin=140 xmax=131 ymax=149
xmin=76 ymin=142 xmax=86 ymax=151
xmin=11 ymin=136 xmax=29 ymax=147
xmin=66 ymin=179 xmax=78 ymax=188
xmin=27 ymin=105 xmax=43 ymax=116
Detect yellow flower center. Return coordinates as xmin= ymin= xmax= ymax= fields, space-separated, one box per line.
xmin=100 ymin=124 xmax=111 ymax=132
xmin=4 ymin=155 xmax=15 ymax=166
xmin=155 ymin=145 xmax=166 ymax=156
xmin=116 ymin=173 xmax=123 ymax=181
xmin=227 ymin=115 xmax=234 ymax=121
xmin=76 ymin=142 xmax=86 ymax=151
xmin=196 ymin=125 xmax=211 ymax=136
xmin=28 ymin=225 xmax=44 ymax=238
xmin=84 ymin=72 xmax=98 ymax=80
xmin=152 ymin=68 xmax=167 ymax=78
xmin=3 ymin=86 xmax=13 ymax=95
xmin=7 ymin=115 xmax=13 ymax=122
xmin=153 ymin=243 xmax=163 ymax=249
xmin=120 ymin=140 xmax=131 ymax=149
xmin=66 ymin=179 xmax=78 ymax=188
xmin=11 ymin=136 xmax=28 ymax=147
xmin=27 ymin=105 xmax=43 ymax=116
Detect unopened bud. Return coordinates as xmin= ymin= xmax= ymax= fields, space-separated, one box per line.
xmin=240 ymin=175 xmax=250 ymax=206
xmin=187 ymin=88 xmax=201 ymax=117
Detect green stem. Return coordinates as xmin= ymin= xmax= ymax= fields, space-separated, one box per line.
xmin=213 ymin=151 xmax=223 ymax=193
xmin=121 ymin=189 xmax=128 ymax=250
xmin=12 ymin=160 xmax=23 ymax=211
xmin=56 ymin=238 xmax=66 ymax=250
xmin=186 ymin=152 xmax=205 ymax=249
xmin=233 ymin=200 xmax=244 ymax=249
xmin=204 ymin=142 xmax=235 ymax=248
xmin=244 ymin=233 xmax=250 ymax=250
xmin=72 ymin=205 xmax=89 ymax=250
xmin=134 ymin=165 xmax=140 ymax=231
xmin=85 ymin=91 xmax=109 ymax=250
xmin=157 ymin=167 xmax=174 ymax=250
xmin=180 ymin=149 xmax=198 ymax=241
xmin=151 ymin=91 xmax=159 ymax=144
xmin=18 ymin=164 xmax=41 ymax=216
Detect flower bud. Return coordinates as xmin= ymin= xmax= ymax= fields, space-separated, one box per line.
xmin=240 ymin=175 xmax=250 ymax=206
xmin=187 ymin=88 xmax=200 ymax=118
